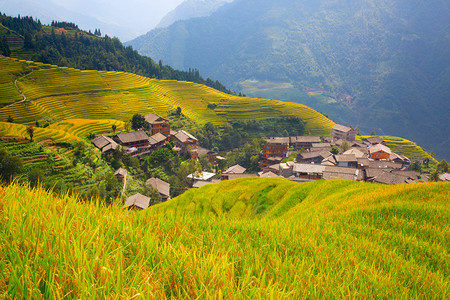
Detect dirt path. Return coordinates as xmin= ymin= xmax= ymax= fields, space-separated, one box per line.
xmin=122 ymin=173 xmax=128 ymax=197
xmin=5 ymin=69 xmax=35 ymax=108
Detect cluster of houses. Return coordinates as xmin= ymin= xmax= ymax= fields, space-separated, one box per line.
xmin=92 ymin=116 xmax=426 ymax=210
xmin=92 ymin=113 xmax=203 ymax=159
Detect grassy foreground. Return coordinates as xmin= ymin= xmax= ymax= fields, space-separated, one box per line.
xmin=0 ymin=178 xmax=449 ymax=298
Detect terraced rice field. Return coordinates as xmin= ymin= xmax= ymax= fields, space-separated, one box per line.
xmin=0 ymin=121 xmax=79 ymax=142
xmin=358 ymin=135 xmax=438 ymax=165
xmin=0 ymin=57 xmax=335 ymax=136
xmin=49 ymin=119 xmax=125 ymax=137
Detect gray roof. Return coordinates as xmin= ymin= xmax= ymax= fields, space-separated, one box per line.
xmin=299 ymin=151 xmax=331 ymax=160
xmin=114 ymin=168 xmax=127 ymax=177
xmin=335 ymin=154 xmax=357 ymax=162
xmin=343 ymin=148 xmax=366 ymax=158
xmin=260 ymin=171 xmax=283 ymax=178
xmin=311 ymin=143 xmax=331 ymax=148
xmin=149 ymin=132 xmax=167 ymax=145
xmin=332 ymin=124 xmax=354 ymax=133
xmin=369 ymin=144 xmax=392 ymax=155
xmin=439 ymin=173 xmax=450 ymax=181
xmin=291 ymin=136 xmax=321 ymax=143
xmin=224 ymin=164 xmax=247 ymax=174
xmin=115 ymin=131 xmax=149 ymax=144
xmin=125 ymin=193 xmax=150 ymax=210
xmin=145 ymin=112 xmax=167 ymax=124
xmin=92 ymin=135 xmax=118 ymax=152
xmin=174 ymin=130 xmax=197 ymax=143
xmin=364 ymin=136 xmax=384 ymax=145
xmin=293 ymin=164 xmax=326 ymax=173
xmin=265 ymin=137 xmax=289 ymax=144
xmin=367 ymin=170 xmax=413 ymax=185
xmin=145 ymin=178 xmax=170 ymax=197
xmin=323 ymin=166 xmax=360 ymax=181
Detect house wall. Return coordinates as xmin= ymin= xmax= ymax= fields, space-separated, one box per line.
xmin=371 ymin=151 xmax=390 ymax=160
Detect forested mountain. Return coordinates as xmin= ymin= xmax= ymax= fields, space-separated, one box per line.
xmin=157 ymin=0 xmax=232 ymax=28
xmin=0 ymin=13 xmax=232 ymax=94
xmin=128 ymin=0 xmax=450 ymax=160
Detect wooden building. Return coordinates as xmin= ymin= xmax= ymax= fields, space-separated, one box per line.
xmin=331 ymin=124 xmax=357 ymax=141
xmin=146 ymin=177 xmax=171 ymax=202
xmin=145 ymin=113 xmax=170 ymax=136
xmin=369 ymin=144 xmax=392 ymax=160
xmin=263 ymin=137 xmax=289 ymax=158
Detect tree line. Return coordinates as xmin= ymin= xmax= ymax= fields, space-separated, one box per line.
xmin=0 ymin=13 xmax=234 ymax=94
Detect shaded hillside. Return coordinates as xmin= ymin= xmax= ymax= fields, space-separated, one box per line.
xmin=1 ymin=179 xmax=449 ymax=298
xmin=128 ymin=0 xmax=450 ymax=160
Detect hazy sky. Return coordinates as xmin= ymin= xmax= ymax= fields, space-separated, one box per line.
xmin=0 ymin=0 xmax=187 ymax=40
xmin=51 ymin=0 xmax=186 ymax=29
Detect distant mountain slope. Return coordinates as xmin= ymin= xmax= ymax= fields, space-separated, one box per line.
xmin=3 ymin=179 xmax=447 ymax=297
xmin=0 ymin=57 xmax=335 ymax=136
xmin=157 ymin=0 xmax=232 ymax=28
xmin=128 ymin=0 xmax=450 ymax=160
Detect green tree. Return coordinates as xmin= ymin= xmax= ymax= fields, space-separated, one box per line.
xmin=437 ymin=160 xmax=448 ymax=173
xmin=370 ymin=130 xmax=376 ymax=136
xmin=330 ymin=146 xmax=340 ymax=155
xmin=131 ymin=114 xmax=145 ymax=130
xmin=340 ymin=141 xmax=350 ymax=153
xmin=111 ymin=124 xmax=116 ymax=134
xmin=28 ymin=168 xmax=45 ymax=187
xmin=429 ymin=171 xmax=440 ymax=182
xmin=0 ymin=148 xmax=22 ymax=182
xmin=7 ymin=115 xmax=13 ymax=123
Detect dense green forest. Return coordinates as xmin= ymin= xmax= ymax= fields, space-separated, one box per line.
xmin=128 ymin=0 xmax=450 ymax=160
xmin=0 ymin=13 xmax=233 ymax=94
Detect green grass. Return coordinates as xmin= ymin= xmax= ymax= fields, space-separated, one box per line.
xmin=0 ymin=57 xmax=335 ymax=136
xmin=0 ymin=178 xmax=448 ymax=298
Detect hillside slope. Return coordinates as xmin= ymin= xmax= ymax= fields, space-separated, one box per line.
xmin=1 ymin=179 xmax=448 ymax=298
xmin=0 ymin=57 xmax=335 ymax=136
xmin=128 ymin=0 xmax=450 ymax=160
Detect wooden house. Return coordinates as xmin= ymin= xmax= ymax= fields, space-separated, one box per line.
xmin=369 ymin=144 xmax=392 ymax=160
xmin=331 ymin=124 xmax=357 ymax=141
xmin=145 ymin=113 xmax=170 ymax=136
xmin=114 ymin=131 xmax=150 ymax=156
xmin=124 ymin=193 xmax=150 ymax=211
xmin=263 ymin=137 xmax=289 ymax=158
xmin=145 ymin=177 xmax=171 ymax=201
xmin=92 ymin=135 xmax=119 ymax=154
xmin=114 ymin=168 xmax=127 ymax=182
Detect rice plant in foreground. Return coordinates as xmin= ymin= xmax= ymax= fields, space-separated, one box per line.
xmin=0 ymin=175 xmax=448 ymax=298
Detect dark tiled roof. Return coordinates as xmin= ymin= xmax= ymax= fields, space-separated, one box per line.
xmin=149 ymin=132 xmax=167 ymax=145
xmin=265 ymin=137 xmax=289 ymax=144
xmin=114 ymin=168 xmax=127 ymax=177
xmin=145 ymin=113 xmax=167 ymax=124
xmin=332 ymin=124 xmax=354 ymax=133
xmin=125 ymin=193 xmax=150 ymax=210
xmin=291 ymin=136 xmax=321 ymax=143
xmin=174 ymin=130 xmax=197 ymax=143
xmin=224 ymin=164 xmax=247 ymax=174
xmin=146 ymin=178 xmax=170 ymax=197
xmin=115 ymin=131 xmax=149 ymax=144
xmin=299 ymin=151 xmax=331 ymax=160
xmin=335 ymin=154 xmax=357 ymax=162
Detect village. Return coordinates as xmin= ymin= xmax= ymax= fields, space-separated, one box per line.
xmin=91 ymin=112 xmax=428 ymax=211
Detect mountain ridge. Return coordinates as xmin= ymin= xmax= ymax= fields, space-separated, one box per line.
xmin=128 ymin=0 xmax=450 ymax=160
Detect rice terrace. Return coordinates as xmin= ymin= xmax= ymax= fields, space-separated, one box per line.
xmin=0 ymin=28 xmax=448 ymax=299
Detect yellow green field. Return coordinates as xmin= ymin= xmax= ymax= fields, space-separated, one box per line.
xmin=0 ymin=57 xmax=335 ymax=136
xmin=359 ymin=135 xmax=438 ymax=165
xmin=0 ymin=121 xmax=79 ymax=142
xmin=48 ymin=119 xmax=125 ymax=137
xmin=0 ymin=178 xmax=448 ymax=298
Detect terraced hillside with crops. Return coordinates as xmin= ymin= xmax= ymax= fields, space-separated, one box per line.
xmin=0 ymin=57 xmax=335 ymax=136
xmin=1 ymin=179 xmax=448 ymax=298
